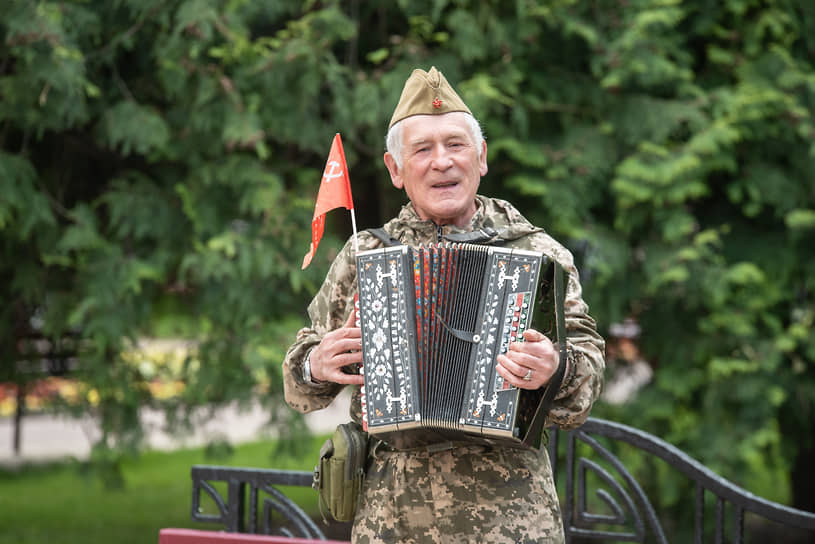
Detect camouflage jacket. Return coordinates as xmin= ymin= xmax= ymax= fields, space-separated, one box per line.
xmin=283 ymin=195 xmax=605 ymax=434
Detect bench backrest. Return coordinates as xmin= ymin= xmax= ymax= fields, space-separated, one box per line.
xmin=188 ymin=417 xmax=815 ymax=542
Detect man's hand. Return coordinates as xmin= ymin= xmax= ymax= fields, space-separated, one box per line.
xmin=309 ymin=312 xmax=364 ymax=385
xmin=495 ymin=329 xmax=558 ymax=390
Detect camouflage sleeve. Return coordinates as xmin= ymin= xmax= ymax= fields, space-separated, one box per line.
xmin=282 ymin=233 xmax=380 ymax=414
xmin=521 ymin=234 xmax=606 ymax=431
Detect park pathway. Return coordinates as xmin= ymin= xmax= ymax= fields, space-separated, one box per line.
xmin=0 ymin=391 xmax=350 ymax=466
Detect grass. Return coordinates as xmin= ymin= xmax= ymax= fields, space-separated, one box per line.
xmin=0 ymin=436 xmax=329 ymax=544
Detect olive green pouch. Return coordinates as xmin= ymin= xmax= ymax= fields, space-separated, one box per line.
xmin=312 ymin=422 xmax=368 ymax=523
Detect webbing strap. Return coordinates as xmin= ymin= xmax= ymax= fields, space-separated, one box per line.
xmin=366 ymin=227 xmax=401 ymax=247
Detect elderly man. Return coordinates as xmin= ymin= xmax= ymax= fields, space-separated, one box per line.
xmin=283 ymin=67 xmax=605 ymax=543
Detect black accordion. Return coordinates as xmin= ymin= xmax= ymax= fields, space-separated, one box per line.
xmin=355 ymin=242 xmax=567 ymax=448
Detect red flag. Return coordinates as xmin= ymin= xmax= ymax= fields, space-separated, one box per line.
xmin=302 ymin=134 xmax=355 ymax=269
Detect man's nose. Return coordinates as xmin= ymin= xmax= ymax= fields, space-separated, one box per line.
xmin=430 ymin=145 xmax=453 ymax=170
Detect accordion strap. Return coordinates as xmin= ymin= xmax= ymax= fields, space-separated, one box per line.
xmin=366 ymin=227 xmax=402 ymax=247
xmin=522 ymin=262 xmax=569 ymax=449
xmin=436 ymin=313 xmax=479 ymax=344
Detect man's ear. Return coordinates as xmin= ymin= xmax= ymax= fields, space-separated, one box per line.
xmin=479 ymin=140 xmax=488 ymax=177
xmin=383 ymin=152 xmax=403 ymax=189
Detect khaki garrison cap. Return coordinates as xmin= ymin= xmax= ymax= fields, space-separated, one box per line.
xmin=388 ymin=66 xmax=472 ymax=128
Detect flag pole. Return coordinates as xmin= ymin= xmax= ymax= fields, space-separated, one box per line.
xmin=350 ymin=208 xmax=359 ymax=254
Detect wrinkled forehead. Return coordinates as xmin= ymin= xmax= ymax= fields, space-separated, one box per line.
xmin=400 ymin=112 xmax=474 ymax=145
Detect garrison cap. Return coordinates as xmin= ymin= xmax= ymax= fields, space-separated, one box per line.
xmin=388 ymin=66 xmax=472 ymax=128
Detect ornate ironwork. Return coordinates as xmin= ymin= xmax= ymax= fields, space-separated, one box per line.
xmin=549 ymin=418 xmax=815 ymax=542
xmin=191 ymin=465 xmax=326 ymax=540
xmin=189 ymin=418 xmax=815 ymax=542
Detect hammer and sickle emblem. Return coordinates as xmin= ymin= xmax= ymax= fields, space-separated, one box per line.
xmin=322 ymin=160 xmax=343 ymax=183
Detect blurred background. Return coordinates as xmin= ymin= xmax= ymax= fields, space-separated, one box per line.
xmin=1 ymin=0 xmax=813 ymax=542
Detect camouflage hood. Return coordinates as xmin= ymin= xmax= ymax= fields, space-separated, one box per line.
xmin=381 ymin=194 xmax=543 ymax=244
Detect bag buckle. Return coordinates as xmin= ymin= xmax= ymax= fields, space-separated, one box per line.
xmin=312 ymin=465 xmax=320 ymax=490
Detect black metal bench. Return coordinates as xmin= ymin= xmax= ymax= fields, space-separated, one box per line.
xmin=184 ymin=417 xmax=815 ymax=542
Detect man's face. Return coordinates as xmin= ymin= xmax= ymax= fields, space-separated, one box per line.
xmin=384 ymin=112 xmax=487 ymax=228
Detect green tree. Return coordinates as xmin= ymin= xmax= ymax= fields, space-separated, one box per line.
xmin=0 ymin=0 xmax=359 ymax=466
xmin=459 ymin=0 xmax=815 ymax=514
xmin=1 ymin=0 xmax=814 ymax=520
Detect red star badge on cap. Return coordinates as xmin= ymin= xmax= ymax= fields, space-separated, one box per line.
xmin=432 ymin=97 xmax=442 ymax=109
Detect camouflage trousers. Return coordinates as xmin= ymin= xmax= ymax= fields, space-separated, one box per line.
xmin=351 ymin=443 xmax=565 ymax=544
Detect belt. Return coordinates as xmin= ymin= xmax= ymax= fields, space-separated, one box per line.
xmin=371 ymin=439 xmax=494 ymax=457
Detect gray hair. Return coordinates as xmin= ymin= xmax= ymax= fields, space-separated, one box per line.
xmin=385 ymin=113 xmax=484 ymax=170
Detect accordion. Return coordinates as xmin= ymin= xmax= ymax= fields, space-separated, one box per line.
xmin=355 ymin=242 xmax=567 ymax=448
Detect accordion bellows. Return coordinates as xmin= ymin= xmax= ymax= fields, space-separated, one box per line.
xmin=355 ymin=243 xmax=564 ymax=447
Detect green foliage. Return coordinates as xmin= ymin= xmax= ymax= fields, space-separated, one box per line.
xmin=1 ymin=0 xmax=814 ymax=519
xmin=0 ymin=437 xmax=328 ymax=544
